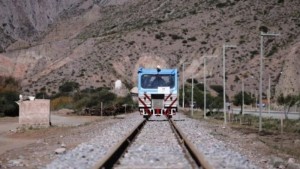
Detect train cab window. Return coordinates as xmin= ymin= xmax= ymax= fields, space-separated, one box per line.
xmin=141 ymin=74 xmax=175 ymax=89
xmin=151 ymin=76 xmax=166 ymax=88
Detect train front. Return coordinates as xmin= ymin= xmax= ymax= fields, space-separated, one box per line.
xmin=137 ymin=67 xmax=178 ymax=119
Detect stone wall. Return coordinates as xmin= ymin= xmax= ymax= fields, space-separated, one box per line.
xmin=19 ymin=99 xmax=50 ymax=127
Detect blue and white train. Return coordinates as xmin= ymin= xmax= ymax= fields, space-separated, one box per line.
xmin=137 ymin=66 xmax=178 ymax=119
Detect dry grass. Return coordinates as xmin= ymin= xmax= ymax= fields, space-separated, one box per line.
xmin=50 ymin=96 xmax=73 ymax=110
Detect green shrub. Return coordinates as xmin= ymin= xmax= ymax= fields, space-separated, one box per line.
xmin=266 ymin=46 xmax=278 ymax=57
xmin=188 ymin=37 xmax=197 ymax=41
xmin=250 ymin=50 xmax=259 ymax=59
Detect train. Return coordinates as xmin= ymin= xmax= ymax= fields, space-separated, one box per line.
xmin=137 ymin=66 xmax=178 ymax=119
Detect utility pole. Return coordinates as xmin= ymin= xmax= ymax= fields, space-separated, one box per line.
xmin=242 ymin=78 xmax=244 ymax=115
xmin=259 ymin=32 xmax=280 ymax=132
xmin=204 ymin=56 xmax=207 ymax=119
xmin=191 ymin=74 xmax=194 ymax=116
xmin=223 ymin=44 xmax=237 ymax=127
xmin=268 ymin=75 xmax=271 ymax=116
xmin=182 ymin=63 xmax=185 ymax=108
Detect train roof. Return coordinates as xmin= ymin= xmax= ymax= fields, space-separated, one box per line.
xmin=138 ymin=67 xmax=177 ymax=74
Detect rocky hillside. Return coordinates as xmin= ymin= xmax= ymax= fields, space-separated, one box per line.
xmin=0 ymin=0 xmax=299 ymax=99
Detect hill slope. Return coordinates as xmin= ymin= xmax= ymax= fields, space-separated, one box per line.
xmin=0 ymin=0 xmax=299 ymax=99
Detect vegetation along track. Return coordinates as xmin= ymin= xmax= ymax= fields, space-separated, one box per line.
xmin=93 ymin=115 xmax=214 ymax=169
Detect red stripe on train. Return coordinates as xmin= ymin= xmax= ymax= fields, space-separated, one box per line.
xmin=138 ymin=97 xmax=151 ymax=114
xmin=164 ymin=93 xmax=172 ymax=101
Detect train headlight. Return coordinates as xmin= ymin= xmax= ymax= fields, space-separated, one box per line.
xmin=157 ymin=65 xmax=161 ymax=72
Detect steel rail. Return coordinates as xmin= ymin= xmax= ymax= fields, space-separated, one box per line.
xmin=91 ymin=119 xmax=146 ymax=169
xmin=169 ymin=119 xmax=215 ymax=169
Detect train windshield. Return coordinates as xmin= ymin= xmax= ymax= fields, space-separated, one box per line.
xmin=141 ymin=74 xmax=175 ymax=89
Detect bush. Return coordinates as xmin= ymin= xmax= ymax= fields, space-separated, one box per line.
xmin=0 ymin=91 xmax=19 ymax=116
xmin=259 ymin=26 xmax=269 ymax=33
xmin=234 ymin=76 xmax=240 ymax=82
xmin=188 ymin=37 xmax=197 ymax=41
xmin=266 ymin=46 xmax=278 ymax=57
xmin=155 ymin=32 xmax=166 ymax=40
xmin=277 ymin=0 xmax=284 ymax=3
xmin=250 ymin=50 xmax=259 ymax=59
xmin=169 ymin=34 xmax=183 ymax=40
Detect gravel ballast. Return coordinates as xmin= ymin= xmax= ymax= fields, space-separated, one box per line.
xmin=173 ymin=114 xmax=259 ymax=169
xmin=44 ymin=113 xmax=143 ymax=169
xmin=114 ymin=115 xmax=193 ymax=169
xmin=43 ymin=112 xmax=288 ymax=169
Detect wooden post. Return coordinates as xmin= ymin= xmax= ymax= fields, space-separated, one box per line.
xmin=101 ymin=102 xmax=103 ymax=116
xmin=281 ymin=112 xmax=283 ymax=134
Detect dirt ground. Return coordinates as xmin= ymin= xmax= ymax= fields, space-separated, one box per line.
xmin=204 ymin=119 xmax=300 ymax=169
xmin=0 ymin=112 xmax=299 ymax=169
xmin=0 ymin=113 xmax=102 ymax=154
xmin=0 ymin=111 xmax=116 ymax=169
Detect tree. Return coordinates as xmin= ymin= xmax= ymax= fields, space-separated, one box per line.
xmin=210 ymin=84 xmax=228 ymax=100
xmin=59 ymin=81 xmax=80 ymax=93
xmin=233 ymin=91 xmax=253 ymax=114
xmin=207 ymin=96 xmax=223 ymax=115
xmin=179 ymin=83 xmax=223 ymax=115
xmin=277 ymin=93 xmax=300 ymax=119
xmin=0 ymin=76 xmax=20 ymax=116
xmin=181 ymin=84 xmax=204 ymax=108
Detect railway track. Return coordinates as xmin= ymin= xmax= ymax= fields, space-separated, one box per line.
xmin=92 ymin=116 xmax=213 ymax=169
xmin=45 ymin=113 xmax=259 ymax=169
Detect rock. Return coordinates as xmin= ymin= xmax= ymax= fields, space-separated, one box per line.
xmin=55 ymin=148 xmax=66 ymax=154
xmin=8 ymin=159 xmax=25 ymax=167
xmin=288 ymin=158 xmax=296 ymax=163
xmin=61 ymin=143 xmax=66 ymax=148
xmin=278 ymin=164 xmax=285 ymax=169
xmin=36 ymin=139 xmax=43 ymax=144
xmin=218 ymin=0 xmax=227 ymax=3
xmin=294 ymin=139 xmax=300 ymax=145
xmin=270 ymin=156 xmax=285 ymax=168
xmin=287 ymin=162 xmax=300 ymax=169
xmin=260 ymin=158 xmax=268 ymax=163
xmin=55 ymin=108 xmax=75 ymax=115
xmin=18 ymin=155 xmax=24 ymax=159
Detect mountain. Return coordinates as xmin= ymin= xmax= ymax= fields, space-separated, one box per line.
xmin=0 ymin=0 xmax=299 ymax=99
